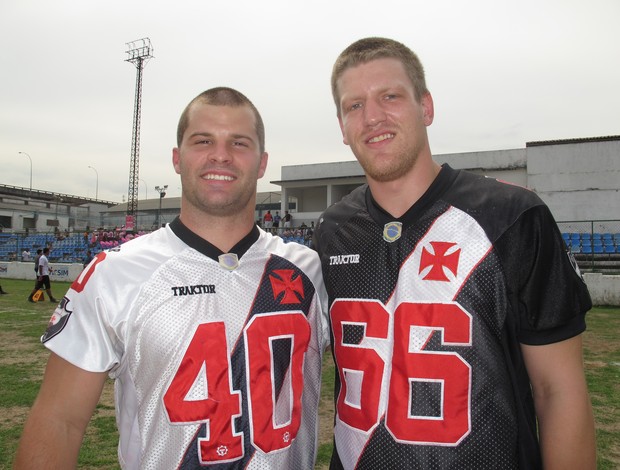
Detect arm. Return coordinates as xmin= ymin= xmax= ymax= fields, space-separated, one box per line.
xmin=521 ymin=335 xmax=596 ymax=470
xmin=14 ymin=352 xmax=108 ymax=469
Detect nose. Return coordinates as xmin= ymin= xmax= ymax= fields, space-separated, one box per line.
xmin=363 ymin=99 xmax=386 ymax=127
xmin=208 ymin=142 xmax=232 ymax=163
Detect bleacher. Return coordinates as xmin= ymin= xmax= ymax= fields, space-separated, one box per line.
xmin=562 ymin=232 xmax=620 ymax=273
xmin=0 ymin=233 xmax=98 ymax=263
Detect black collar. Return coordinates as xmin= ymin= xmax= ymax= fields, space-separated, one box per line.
xmin=366 ymin=163 xmax=458 ymax=227
xmin=169 ymin=217 xmax=260 ymax=262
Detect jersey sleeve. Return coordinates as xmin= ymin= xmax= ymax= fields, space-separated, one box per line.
xmin=495 ymin=204 xmax=592 ymax=345
xmin=41 ymin=252 xmax=125 ymax=373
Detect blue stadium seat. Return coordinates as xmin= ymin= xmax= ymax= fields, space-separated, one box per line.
xmin=604 ymin=245 xmax=615 ymax=254
xmin=592 ymin=239 xmax=603 ymax=247
xmin=593 ymin=245 xmax=604 ymax=254
xmin=581 ymin=244 xmax=592 ymax=254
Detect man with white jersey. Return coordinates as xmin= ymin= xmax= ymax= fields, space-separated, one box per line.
xmin=313 ymin=37 xmax=596 ymax=469
xmin=15 ymin=87 xmax=329 ymax=469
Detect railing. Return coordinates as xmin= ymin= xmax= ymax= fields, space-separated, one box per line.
xmin=2 ymin=222 xmax=619 ymax=274
xmin=557 ymin=220 xmax=620 ymax=274
xmin=0 ymin=224 xmax=316 ymax=263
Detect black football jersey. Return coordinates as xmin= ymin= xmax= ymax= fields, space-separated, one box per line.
xmin=313 ymin=164 xmax=591 ymax=470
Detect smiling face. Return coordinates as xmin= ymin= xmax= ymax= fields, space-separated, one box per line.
xmin=336 ymin=57 xmax=434 ymax=183
xmin=173 ymin=102 xmax=268 ymax=219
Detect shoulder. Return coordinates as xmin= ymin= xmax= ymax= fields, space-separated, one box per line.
xmin=444 ymin=170 xmax=546 ymax=242
xmin=92 ymin=227 xmax=186 ymax=279
xmin=256 ymin=230 xmax=323 ymax=281
xmin=313 ymin=185 xmax=367 ymax=252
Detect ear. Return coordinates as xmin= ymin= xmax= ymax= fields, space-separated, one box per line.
xmin=257 ymin=152 xmax=269 ymax=179
xmin=172 ymin=147 xmax=181 ymax=175
xmin=338 ymin=115 xmax=350 ymax=146
xmin=421 ymin=92 xmax=434 ymax=126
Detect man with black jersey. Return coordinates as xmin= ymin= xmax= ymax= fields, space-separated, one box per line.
xmin=15 ymin=87 xmax=328 ymax=469
xmin=313 ymin=37 xmax=596 ymax=469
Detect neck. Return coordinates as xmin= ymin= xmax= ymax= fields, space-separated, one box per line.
xmin=179 ymin=206 xmax=256 ymax=253
xmin=367 ymin=159 xmax=441 ymax=218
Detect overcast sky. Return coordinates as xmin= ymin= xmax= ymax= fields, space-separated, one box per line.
xmin=1 ymin=0 xmax=618 ymax=202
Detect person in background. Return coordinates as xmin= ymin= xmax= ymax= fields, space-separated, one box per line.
xmin=15 ymin=87 xmax=328 ymax=470
xmin=33 ymin=249 xmax=42 ymax=275
xmin=313 ymin=37 xmax=596 ymax=469
xmin=27 ymin=247 xmax=57 ymax=303
xmin=263 ymin=210 xmax=273 ymax=230
xmin=273 ymin=211 xmax=281 ymax=231
xmin=283 ymin=210 xmax=292 ymax=228
xmin=82 ymin=250 xmax=94 ymax=269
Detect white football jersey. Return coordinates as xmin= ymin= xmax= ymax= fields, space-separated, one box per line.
xmin=42 ymin=219 xmax=329 ymax=469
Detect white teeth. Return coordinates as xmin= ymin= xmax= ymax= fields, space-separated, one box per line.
xmin=204 ymin=174 xmax=234 ymax=181
xmin=368 ymin=133 xmax=394 ymax=143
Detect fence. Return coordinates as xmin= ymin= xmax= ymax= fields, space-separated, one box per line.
xmin=2 ymin=221 xmax=619 ymax=274
xmin=0 ymin=225 xmax=315 ymax=264
xmin=556 ymin=220 xmax=620 ymax=273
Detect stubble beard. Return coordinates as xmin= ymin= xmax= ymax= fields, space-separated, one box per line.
xmin=183 ymin=175 xmax=258 ymax=218
xmin=356 ymin=144 xmax=421 ymax=183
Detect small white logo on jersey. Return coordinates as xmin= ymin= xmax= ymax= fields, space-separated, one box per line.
xmin=216 ymin=445 xmax=228 ymax=457
xmin=329 ymin=254 xmax=360 ymax=265
xmin=383 ymin=221 xmax=402 ymax=242
xmin=219 ymin=253 xmax=239 ymax=270
xmin=567 ymin=250 xmax=584 ymax=279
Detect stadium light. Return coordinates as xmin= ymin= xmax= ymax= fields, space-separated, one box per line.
xmin=88 ymin=165 xmax=99 ymax=200
xmin=140 ymin=178 xmax=148 ymax=200
xmin=18 ymin=151 xmax=32 ymax=192
xmin=155 ymin=185 xmax=168 ymax=228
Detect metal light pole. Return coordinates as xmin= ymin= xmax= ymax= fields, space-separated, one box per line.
xmin=139 ymin=178 xmax=148 ymax=200
xmin=88 ymin=165 xmax=99 ymax=200
xmin=18 ymin=151 xmax=32 ymax=192
xmin=155 ymin=185 xmax=168 ymax=228
xmin=125 ymin=38 xmax=154 ymax=222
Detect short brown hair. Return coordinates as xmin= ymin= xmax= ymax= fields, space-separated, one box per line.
xmin=331 ymin=37 xmax=429 ymax=116
xmin=176 ymin=87 xmax=266 ymax=153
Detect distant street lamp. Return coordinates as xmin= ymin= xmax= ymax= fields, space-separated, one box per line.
xmin=88 ymin=165 xmax=99 ymax=200
xmin=140 ymin=178 xmax=148 ymax=200
xmin=155 ymin=185 xmax=168 ymax=228
xmin=18 ymin=151 xmax=32 ymax=192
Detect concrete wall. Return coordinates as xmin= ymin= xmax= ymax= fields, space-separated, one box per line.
xmin=527 ymin=140 xmax=620 ymax=221
xmin=0 ymin=262 xmax=83 ymax=284
xmin=583 ymin=273 xmax=620 ymax=306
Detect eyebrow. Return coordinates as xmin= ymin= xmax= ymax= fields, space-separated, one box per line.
xmin=188 ymin=132 xmax=255 ymax=143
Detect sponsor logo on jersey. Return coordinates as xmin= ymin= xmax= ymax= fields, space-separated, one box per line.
xmin=171 ymin=284 xmax=216 ymax=296
xmin=566 ymin=250 xmax=584 ymax=279
xmin=218 ymin=253 xmax=239 ymax=270
xmin=269 ymin=269 xmax=305 ymax=304
xmin=419 ymin=241 xmax=461 ymax=281
xmin=383 ymin=221 xmax=402 ymax=242
xmin=41 ymin=297 xmax=72 ymax=343
xmin=329 ymin=254 xmax=360 ymax=266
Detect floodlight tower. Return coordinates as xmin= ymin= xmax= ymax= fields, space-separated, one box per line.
xmin=125 ymin=38 xmax=153 ymax=228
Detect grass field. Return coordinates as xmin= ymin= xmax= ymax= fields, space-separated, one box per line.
xmin=0 ymin=278 xmax=618 ymax=469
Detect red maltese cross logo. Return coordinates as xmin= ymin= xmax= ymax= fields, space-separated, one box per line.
xmin=419 ymin=241 xmax=461 ymax=281
xmin=269 ymin=269 xmax=305 ymax=304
